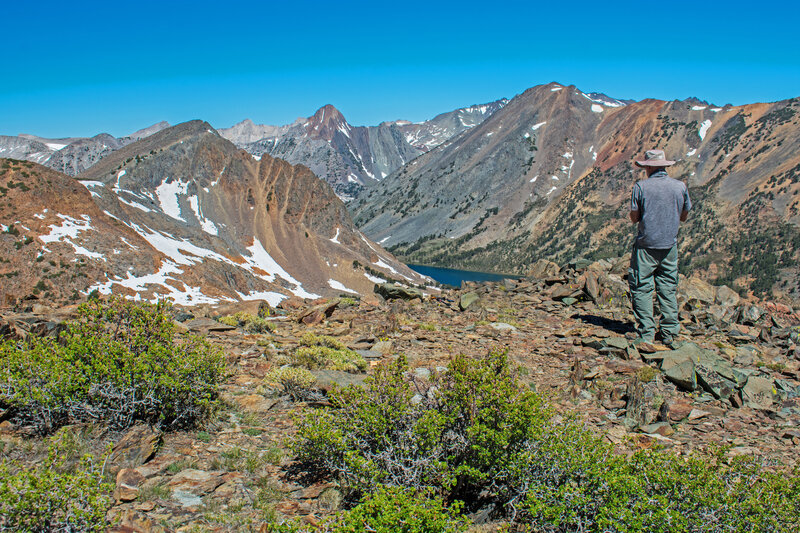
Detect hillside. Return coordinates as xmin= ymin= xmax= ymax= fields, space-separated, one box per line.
xmin=352 ymin=83 xmax=800 ymax=298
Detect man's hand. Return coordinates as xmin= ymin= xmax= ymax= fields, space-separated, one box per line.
xmin=629 ymin=210 xmax=640 ymax=223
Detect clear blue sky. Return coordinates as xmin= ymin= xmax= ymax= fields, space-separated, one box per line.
xmin=2 ymin=0 xmax=797 ymax=138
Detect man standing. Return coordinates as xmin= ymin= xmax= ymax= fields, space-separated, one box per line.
xmin=628 ymin=149 xmax=692 ymax=345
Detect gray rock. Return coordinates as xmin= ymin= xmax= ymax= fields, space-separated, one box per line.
xmin=604 ymin=337 xmax=630 ymax=350
xmin=413 ymin=367 xmax=432 ymax=380
xmin=375 ymin=283 xmax=423 ymax=301
xmin=172 ymin=489 xmax=203 ymax=508
xmin=459 ymin=292 xmax=480 ymax=311
xmin=695 ymin=365 xmax=736 ymax=400
xmin=737 ymin=305 xmax=765 ymax=326
xmin=741 ymin=376 xmax=777 ymax=409
xmin=715 ymin=285 xmax=740 ymax=307
xmin=663 ymin=358 xmax=697 ymax=391
xmin=489 ymin=322 xmax=517 ymax=332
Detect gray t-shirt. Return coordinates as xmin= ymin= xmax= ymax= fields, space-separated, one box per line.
xmin=630 ymin=170 xmax=692 ymax=249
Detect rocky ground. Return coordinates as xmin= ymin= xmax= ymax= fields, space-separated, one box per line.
xmin=1 ymin=257 xmax=799 ymax=532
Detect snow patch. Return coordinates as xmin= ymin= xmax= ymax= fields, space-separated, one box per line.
xmin=235 ymin=290 xmax=286 ymax=307
xmin=531 ymin=122 xmax=547 ymax=131
xmin=86 ymin=260 xmax=224 ymax=305
xmin=38 ymin=214 xmax=105 ymax=261
xmin=378 ymin=236 xmax=391 ymax=244
xmin=686 ymin=149 xmax=697 ymax=157
xmin=698 ymin=120 xmax=712 ymax=141
xmin=546 ymin=185 xmax=558 ymax=196
xmin=329 ymin=227 xmax=340 ymax=244
xmin=188 ymin=195 xmax=218 ymax=235
xmin=328 ymin=279 xmax=357 ymax=294
xmin=530 ymin=175 xmax=538 ymax=183
xmin=117 ymin=196 xmax=152 ymax=213
xmin=155 ymin=177 xmax=189 ymax=221
xmin=364 ymin=272 xmax=386 ymax=284
xmin=45 ymin=143 xmax=66 ymax=151
xmin=692 ymin=105 xmax=707 ymax=111
xmin=591 ymin=104 xmax=604 ymax=113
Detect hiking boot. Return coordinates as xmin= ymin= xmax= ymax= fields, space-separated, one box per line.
xmin=659 ymin=332 xmax=675 ymax=348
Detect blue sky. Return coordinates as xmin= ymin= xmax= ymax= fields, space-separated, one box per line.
xmin=2 ymin=0 xmax=797 ymax=138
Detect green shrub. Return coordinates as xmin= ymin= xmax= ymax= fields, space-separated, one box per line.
xmin=265 ymin=367 xmax=317 ymax=400
xmin=293 ymin=351 xmax=549 ymax=500
xmin=0 ymin=298 xmax=226 ymax=433
xmin=293 ymin=352 xmax=800 ymax=530
xmin=219 ymin=312 xmax=275 ymax=333
xmin=291 ymin=334 xmax=365 ymax=373
xmin=0 ymin=441 xmax=112 ymax=531
xmin=325 ymin=486 xmax=466 ymax=532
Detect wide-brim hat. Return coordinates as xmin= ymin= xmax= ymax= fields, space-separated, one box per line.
xmin=635 ymin=149 xmax=675 ymax=167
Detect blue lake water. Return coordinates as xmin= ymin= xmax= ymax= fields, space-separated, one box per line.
xmin=407 ymin=264 xmax=515 ymax=288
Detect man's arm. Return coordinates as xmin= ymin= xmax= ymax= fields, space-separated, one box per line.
xmin=680 ymin=184 xmax=692 ymax=222
xmin=630 ymin=183 xmax=641 ymax=223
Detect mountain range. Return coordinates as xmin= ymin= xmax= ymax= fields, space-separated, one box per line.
xmin=2 ymin=82 xmax=798 ymax=301
xmin=351 ymin=83 xmax=800 ymax=298
xmin=0 ymin=121 xmax=424 ymax=307
xmin=217 ymin=99 xmax=507 ymax=199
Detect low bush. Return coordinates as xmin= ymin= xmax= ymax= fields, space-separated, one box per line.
xmin=219 ymin=312 xmax=274 ymax=333
xmin=266 ymin=487 xmax=466 ymax=533
xmin=291 ymin=333 xmax=366 ymax=373
xmin=324 ymin=486 xmax=466 ymax=533
xmin=293 ymin=351 xmax=800 ymax=532
xmin=265 ymin=367 xmax=317 ymax=400
xmin=0 ymin=440 xmax=112 ymax=531
xmin=0 ymin=298 xmax=226 ymax=433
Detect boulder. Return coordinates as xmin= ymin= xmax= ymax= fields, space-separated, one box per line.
xmin=375 ymin=283 xmax=423 ymax=302
xmin=736 ymin=305 xmax=766 ymax=326
xmin=741 ymin=376 xmax=777 ymax=410
xmin=663 ymin=359 xmax=697 ymax=391
xmin=715 ymin=285 xmax=741 ymax=308
xmin=109 ymin=425 xmax=162 ymax=473
xmin=298 ymin=299 xmax=340 ymax=325
xmin=680 ymin=276 xmax=716 ymax=305
xmin=528 ymin=259 xmax=560 ymax=279
xmin=459 ymin=292 xmax=480 ymax=311
xmin=114 ymin=468 xmax=144 ymax=502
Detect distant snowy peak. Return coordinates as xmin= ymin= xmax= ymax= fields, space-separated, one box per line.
xmin=304 ymin=104 xmax=351 ymax=141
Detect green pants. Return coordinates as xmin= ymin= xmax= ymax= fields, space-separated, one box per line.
xmin=628 ymin=245 xmax=679 ymax=341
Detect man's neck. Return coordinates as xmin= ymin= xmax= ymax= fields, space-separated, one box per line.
xmin=647 ymin=168 xmax=668 ymax=178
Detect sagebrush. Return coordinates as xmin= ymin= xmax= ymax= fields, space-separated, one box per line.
xmin=293 ymin=351 xmax=800 ymax=532
xmin=0 ymin=297 xmax=226 ymax=433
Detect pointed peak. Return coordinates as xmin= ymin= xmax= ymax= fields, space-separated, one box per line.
xmin=310 ymin=104 xmax=346 ymax=123
xmin=306 ymin=105 xmax=350 ymax=141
